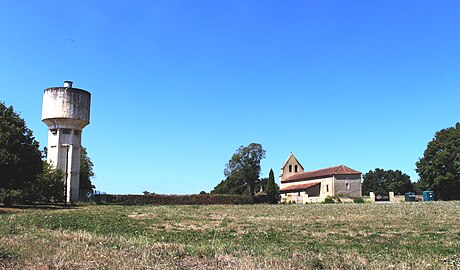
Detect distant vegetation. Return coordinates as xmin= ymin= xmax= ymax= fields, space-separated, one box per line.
xmin=362 ymin=168 xmax=413 ymax=196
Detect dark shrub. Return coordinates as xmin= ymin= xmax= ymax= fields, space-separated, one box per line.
xmin=323 ymin=196 xmax=334 ymax=204
xmin=253 ymin=195 xmax=271 ymax=204
xmin=1 ymin=190 xmax=26 ymax=206
xmin=353 ymin=197 xmax=365 ymax=203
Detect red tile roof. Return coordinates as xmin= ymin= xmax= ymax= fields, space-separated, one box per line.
xmin=279 ymin=182 xmax=320 ymax=192
xmin=282 ymin=165 xmax=361 ymax=183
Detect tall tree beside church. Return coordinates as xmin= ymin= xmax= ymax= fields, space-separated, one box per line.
xmin=0 ymin=102 xmax=43 ymax=193
xmin=79 ymin=147 xmax=95 ymax=191
xmin=212 ymin=143 xmax=265 ymax=197
xmin=222 ymin=143 xmax=266 ymax=198
xmin=266 ymin=169 xmax=277 ymax=203
xmin=416 ymin=123 xmax=460 ymax=200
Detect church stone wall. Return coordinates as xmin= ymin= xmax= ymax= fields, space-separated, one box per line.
xmin=333 ymin=175 xmax=362 ymax=197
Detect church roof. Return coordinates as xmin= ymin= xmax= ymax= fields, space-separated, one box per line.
xmin=282 ymin=165 xmax=361 ymax=183
xmin=281 ymin=153 xmax=304 ymax=170
xmin=279 ymin=182 xmax=320 ymax=192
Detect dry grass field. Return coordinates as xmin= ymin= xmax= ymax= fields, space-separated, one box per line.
xmin=1 ymin=202 xmax=459 ymax=269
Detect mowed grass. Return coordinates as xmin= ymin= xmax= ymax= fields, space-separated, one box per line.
xmin=1 ymin=202 xmax=460 ymax=269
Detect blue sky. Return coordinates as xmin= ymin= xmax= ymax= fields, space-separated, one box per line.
xmin=1 ymin=1 xmax=459 ymax=194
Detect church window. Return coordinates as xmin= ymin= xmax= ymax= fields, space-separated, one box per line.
xmin=295 ymin=165 xmax=298 ymax=172
xmin=326 ymin=185 xmax=329 ymax=192
xmin=50 ymin=129 xmax=57 ymax=135
xmin=289 ymin=165 xmax=292 ymax=172
xmin=346 ymin=183 xmax=350 ymax=189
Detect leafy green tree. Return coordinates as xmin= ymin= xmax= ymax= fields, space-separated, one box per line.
xmin=79 ymin=147 xmax=95 ymax=192
xmin=224 ymin=143 xmax=265 ymax=197
xmin=212 ymin=143 xmax=265 ymax=197
xmin=29 ymin=162 xmax=65 ymax=203
xmin=0 ymin=102 xmax=42 ymax=193
xmin=266 ymin=168 xmax=278 ymax=203
xmin=416 ymin=123 xmax=460 ymax=200
xmin=362 ymin=168 xmax=413 ymax=195
xmin=211 ymin=180 xmax=227 ymax=194
xmin=212 ymin=176 xmax=278 ymax=197
xmin=211 ymin=175 xmax=247 ymax=195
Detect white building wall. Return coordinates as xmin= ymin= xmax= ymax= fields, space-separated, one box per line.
xmin=319 ymin=177 xmax=334 ymax=197
xmin=281 ymin=177 xmax=333 ymax=195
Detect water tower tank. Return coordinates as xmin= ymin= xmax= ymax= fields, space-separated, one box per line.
xmin=42 ymin=81 xmax=91 ymax=203
xmin=42 ymin=81 xmax=91 ymax=129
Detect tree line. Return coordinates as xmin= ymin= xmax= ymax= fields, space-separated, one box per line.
xmin=0 ymin=101 xmax=94 ymax=205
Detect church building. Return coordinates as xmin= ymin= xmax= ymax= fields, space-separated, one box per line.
xmin=279 ymin=153 xmax=362 ymax=203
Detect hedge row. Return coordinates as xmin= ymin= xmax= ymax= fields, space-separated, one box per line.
xmin=95 ymin=193 xmax=254 ymax=205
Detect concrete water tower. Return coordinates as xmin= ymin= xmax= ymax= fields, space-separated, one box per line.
xmin=42 ymin=81 xmax=91 ymax=203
